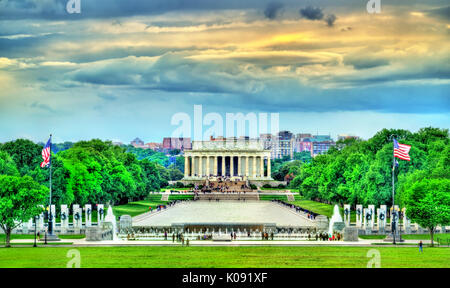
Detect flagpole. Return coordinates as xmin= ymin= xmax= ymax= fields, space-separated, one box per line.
xmin=391 ymin=135 xmax=396 ymax=245
xmin=48 ymin=134 xmax=53 ymax=236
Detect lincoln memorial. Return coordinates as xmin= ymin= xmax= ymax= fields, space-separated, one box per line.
xmin=183 ymin=139 xmax=272 ymax=181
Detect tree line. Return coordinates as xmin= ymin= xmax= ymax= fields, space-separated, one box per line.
xmin=0 ymin=139 xmax=185 ymax=207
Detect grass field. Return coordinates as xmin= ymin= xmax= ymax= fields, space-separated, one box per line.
xmin=259 ymin=195 xmax=288 ymax=201
xmin=0 ymin=246 xmax=448 ymax=268
xmin=112 ymin=199 xmax=167 ymax=218
xmin=287 ymin=199 xmax=359 ymax=222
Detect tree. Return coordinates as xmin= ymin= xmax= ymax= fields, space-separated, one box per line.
xmin=0 ymin=139 xmax=42 ymax=176
xmin=404 ymin=178 xmax=450 ymax=246
xmin=0 ymin=175 xmax=48 ymax=247
xmin=0 ymin=151 xmax=19 ymax=176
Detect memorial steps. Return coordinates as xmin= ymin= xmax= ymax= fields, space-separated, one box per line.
xmin=194 ymin=192 xmax=259 ymax=201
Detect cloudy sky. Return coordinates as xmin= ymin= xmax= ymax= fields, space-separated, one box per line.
xmin=0 ymin=0 xmax=449 ymax=143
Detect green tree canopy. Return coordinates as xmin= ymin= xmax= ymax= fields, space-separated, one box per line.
xmin=0 ymin=175 xmax=48 ymax=247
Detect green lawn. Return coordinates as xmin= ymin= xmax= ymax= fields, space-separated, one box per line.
xmin=0 ymin=246 xmax=448 ymax=268
xmin=259 ymin=195 xmax=288 ymax=201
xmin=113 ymin=199 xmax=167 ymax=218
xmin=168 ymin=194 xmax=194 ymax=201
xmin=402 ymin=233 xmax=450 ymax=245
xmin=359 ymin=235 xmax=387 ymax=240
xmin=287 ymin=199 xmax=359 ymax=222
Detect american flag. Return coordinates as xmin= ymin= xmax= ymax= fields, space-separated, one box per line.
xmin=393 ymin=139 xmax=411 ymax=161
xmin=40 ymin=137 xmax=51 ymax=168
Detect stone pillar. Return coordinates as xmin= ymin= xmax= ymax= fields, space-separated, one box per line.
xmin=198 ymin=156 xmax=203 ymax=177
xmin=37 ymin=205 xmax=44 ymax=231
xmin=238 ymin=156 xmax=241 ymax=177
xmin=363 ymin=208 xmax=367 ymax=229
xmin=50 ymin=205 xmax=56 ymax=232
xmin=222 ymin=155 xmax=226 ymax=176
xmin=344 ymin=204 xmax=351 ymax=226
xmin=267 ymin=157 xmax=271 ymax=179
xmin=245 ymin=156 xmax=249 ymax=177
xmin=379 ymin=205 xmax=387 ymax=232
xmin=402 ymin=207 xmax=411 ymax=233
xmin=230 ymin=155 xmax=234 ymax=177
xmin=252 ymin=156 xmax=256 ymax=178
xmin=61 ymin=204 xmax=69 ymax=232
xmin=97 ymin=204 xmax=105 ymax=225
xmin=368 ymin=204 xmax=375 ymax=229
xmin=85 ymin=204 xmax=92 ymax=227
xmin=214 ymin=155 xmax=218 ymax=176
xmin=356 ymin=204 xmax=362 ymax=227
xmin=25 ymin=218 xmax=33 ymax=233
xmin=260 ymin=156 xmax=264 ymax=178
xmin=390 ymin=205 xmax=399 ymax=229
xmin=184 ymin=156 xmax=189 ymax=178
xmin=73 ymin=204 xmax=81 ymax=233
xmin=206 ymin=156 xmax=210 ymax=177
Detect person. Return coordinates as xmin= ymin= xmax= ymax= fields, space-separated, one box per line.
xmin=315 ymin=234 xmax=318 ymax=241
xmin=233 ymin=232 xmax=236 ymax=240
xmin=172 ymin=233 xmax=175 ymax=243
xmin=419 ymin=241 xmax=423 ymax=253
xmin=270 ymin=232 xmax=274 ymax=241
xmin=186 ymin=239 xmax=190 ymax=247
xmin=164 ymin=231 xmax=167 ymax=240
xmin=181 ymin=234 xmax=185 ymax=246
xmin=37 ymin=231 xmax=40 ymax=241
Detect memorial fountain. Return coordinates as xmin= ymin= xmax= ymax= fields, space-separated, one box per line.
xmin=105 ymin=205 xmax=119 ymax=241
xmin=328 ymin=205 xmax=345 ymax=236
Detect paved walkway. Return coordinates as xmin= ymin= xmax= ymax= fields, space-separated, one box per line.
xmin=133 ymin=201 xmax=315 ymax=227
xmin=9 ymin=238 xmax=430 ymax=247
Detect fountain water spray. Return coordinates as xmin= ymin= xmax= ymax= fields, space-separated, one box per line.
xmin=105 ymin=205 xmax=119 ymax=241
xmin=328 ymin=205 xmax=344 ymax=236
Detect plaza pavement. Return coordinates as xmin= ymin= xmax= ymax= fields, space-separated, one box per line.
xmin=133 ymin=201 xmax=315 ymax=228
xmin=9 ymin=238 xmax=431 ymax=247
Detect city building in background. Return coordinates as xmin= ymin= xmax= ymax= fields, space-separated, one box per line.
xmin=163 ymin=137 xmax=192 ymax=152
xmin=338 ymin=134 xmax=360 ymax=141
xmin=130 ymin=137 xmax=145 ymax=148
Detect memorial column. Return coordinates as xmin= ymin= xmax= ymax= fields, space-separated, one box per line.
xmin=260 ymin=155 xmax=264 ymax=178
xmin=222 ymin=155 xmax=226 ymax=176
xmin=184 ymin=156 xmax=189 ymax=178
xmin=199 ymin=155 xmax=203 ymax=177
xmin=230 ymin=155 xmax=234 ymax=177
xmin=267 ymin=156 xmax=271 ymax=179
xmin=252 ymin=156 xmax=257 ymax=178
xmin=206 ymin=155 xmax=210 ymax=177
xmin=245 ymin=156 xmax=249 ymax=177
xmin=214 ymin=155 xmax=218 ymax=176
xmin=238 ymin=156 xmax=241 ymax=177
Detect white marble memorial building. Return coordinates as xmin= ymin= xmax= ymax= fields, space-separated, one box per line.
xmin=183 ymin=140 xmax=272 ymax=180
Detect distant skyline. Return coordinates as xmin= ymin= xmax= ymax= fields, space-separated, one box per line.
xmin=0 ymin=0 xmax=449 ymax=144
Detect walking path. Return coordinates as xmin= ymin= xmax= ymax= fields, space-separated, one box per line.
xmin=9 ymin=238 xmax=431 ymax=247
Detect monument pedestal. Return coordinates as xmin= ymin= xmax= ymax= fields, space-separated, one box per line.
xmin=384 ymin=233 xmax=404 ymax=243
xmin=39 ymin=234 xmax=61 ymax=242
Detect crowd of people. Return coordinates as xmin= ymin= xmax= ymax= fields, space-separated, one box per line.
xmin=193 ymin=177 xmax=253 ymax=194
xmin=272 ymin=199 xmax=319 ymax=219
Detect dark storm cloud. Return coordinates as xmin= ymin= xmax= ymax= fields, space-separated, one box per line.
xmin=264 ymin=2 xmax=284 ymax=20
xmin=0 ymin=0 xmax=295 ymax=20
xmin=343 ymin=57 xmax=390 ymax=70
xmin=299 ymin=6 xmax=324 ymax=20
xmin=324 ymin=14 xmax=336 ymax=27
xmin=426 ymin=6 xmax=450 ymax=21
